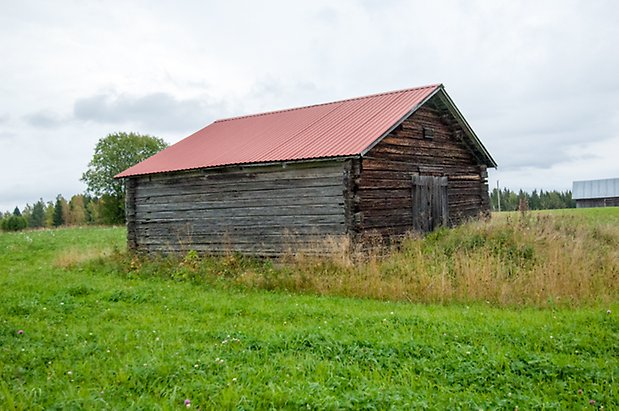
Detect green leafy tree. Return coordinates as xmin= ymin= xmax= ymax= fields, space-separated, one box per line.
xmin=21 ymin=204 xmax=32 ymax=224
xmin=81 ymin=132 xmax=168 ymax=224
xmin=85 ymin=196 xmax=101 ymax=224
xmin=67 ymin=195 xmax=87 ymax=226
xmin=44 ymin=201 xmax=54 ymax=227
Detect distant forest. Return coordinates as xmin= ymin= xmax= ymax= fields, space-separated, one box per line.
xmin=0 ymin=194 xmax=121 ymax=232
xmin=490 ymin=188 xmax=575 ymax=211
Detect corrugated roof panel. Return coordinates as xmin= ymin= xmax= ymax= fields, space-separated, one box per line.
xmin=115 ymin=84 xmax=461 ymax=178
xmin=267 ymin=94 xmax=376 ymax=160
xmin=325 ymin=93 xmax=406 ymax=154
xmin=573 ymin=178 xmax=619 ymax=199
xmin=331 ymin=88 xmax=429 ymax=154
xmin=209 ymin=102 xmax=339 ymax=166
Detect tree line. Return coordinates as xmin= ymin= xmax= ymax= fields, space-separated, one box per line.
xmin=490 ymin=188 xmax=575 ymax=211
xmin=0 ymin=194 xmax=126 ymax=231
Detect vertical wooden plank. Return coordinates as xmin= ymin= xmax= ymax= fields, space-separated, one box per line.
xmin=411 ymin=176 xmax=421 ymax=231
xmin=429 ymin=176 xmax=435 ymax=231
xmin=432 ymin=177 xmax=438 ymax=230
xmin=439 ymin=176 xmax=449 ymax=227
xmin=426 ymin=176 xmax=431 ymax=231
xmin=425 ymin=177 xmax=432 ymax=231
xmin=412 ymin=175 xmax=449 ymax=232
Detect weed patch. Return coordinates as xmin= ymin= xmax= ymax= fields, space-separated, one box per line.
xmin=108 ymin=210 xmax=619 ymax=307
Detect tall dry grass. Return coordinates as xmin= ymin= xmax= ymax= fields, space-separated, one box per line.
xmin=234 ymin=212 xmax=619 ymax=307
xmin=104 ymin=211 xmax=618 ymax=307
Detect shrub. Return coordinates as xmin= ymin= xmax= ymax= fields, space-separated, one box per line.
xmin=1 ymin=215 xmax=28 ymax=231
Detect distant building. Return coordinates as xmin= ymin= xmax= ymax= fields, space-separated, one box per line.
xmin=572 ymin=178 xmax=619 ymax=208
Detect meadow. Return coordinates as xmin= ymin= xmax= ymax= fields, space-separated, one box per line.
xmin=0 ymin=209 xmax=617 ymax=409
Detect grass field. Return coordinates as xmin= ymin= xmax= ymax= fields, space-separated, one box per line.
xmin=1 ymin=209 xmax=618 ymax=409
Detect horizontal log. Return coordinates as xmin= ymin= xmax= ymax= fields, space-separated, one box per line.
xmin=135 ymin=214 xmax=346 ymax=226
xmin=365 ymin=154 xmax=475 ymax=168
xmin=137 ymin=233 xmax=345 ymax=246
xmin=356 ymin=177 xmax=413 ymax=190
xmin=136 ymin=195 xmax=343 ymax=212
xmin=138 ymin=185 xmax=344 ymax=204
xmin=135 ymin=177 xmax=343 ymax=198
xmin=354 ymin=170 xmax=416 ymax=181
xmin=448 ymin=174 xmax=481 ymax=181
xmin=357 ymin=225 xmax=413 ymax=237
xmin=136 ymin=203 xmax=344 ymax=219
xmin=135 ymin=224 xmax=346 ymax=237
xmin=360 ymin=217 xmax=414 ymax=230
xmin=357 ymin=197 xmax=412 ymax=211
xmin=362 ymin=158 xmax=480 ymax=174
xmin=355 ymin=187 xmax=409 ymax=197
xmin=447 ymin=181 xmax=482 ymax=188
xmin=143 ymin=167 xmax=344 ymax=187
xmin=140 ymin=238 xmax=350 ymax=256
xmin=371 ymin=142 xmax=474 ymax=162
xmin=449 ymin=198 xmax=482 ymax=207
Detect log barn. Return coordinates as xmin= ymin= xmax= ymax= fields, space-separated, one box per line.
xmin=116 ymin=84 xmax=497 ymax=255
xmin=572 ymin=178 xmax=619 ymax=208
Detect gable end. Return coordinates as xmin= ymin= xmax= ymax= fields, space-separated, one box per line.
xmin=360 ymin=86 xmax=496 ymax=169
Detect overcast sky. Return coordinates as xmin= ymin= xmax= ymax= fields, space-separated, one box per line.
xmin=2 ymin=0 xmax=619 ymax=212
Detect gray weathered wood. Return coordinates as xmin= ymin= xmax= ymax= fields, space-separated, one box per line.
xmin=127 ymin=161 xmax=347 ymax=255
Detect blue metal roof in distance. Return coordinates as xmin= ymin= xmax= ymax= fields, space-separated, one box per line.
xmin=573 ymin=178 xmax=619 ymax=199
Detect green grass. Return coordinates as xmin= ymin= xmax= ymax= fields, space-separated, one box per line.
xmin=494 ymin=206 xmax=619 ymax=224
xmin=1 ymin=217 xmax=618 ymax=409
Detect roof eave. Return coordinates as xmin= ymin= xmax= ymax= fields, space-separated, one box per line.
xmin=114 ymin=155 xmax=360 ymax=179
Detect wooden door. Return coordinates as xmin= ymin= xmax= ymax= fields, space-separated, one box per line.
xmin=412 ymin=175 xmax=448 ymax=232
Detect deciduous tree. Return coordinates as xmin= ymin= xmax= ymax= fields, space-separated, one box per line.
xmin=81 ymin=132 xmax=167 ymax=224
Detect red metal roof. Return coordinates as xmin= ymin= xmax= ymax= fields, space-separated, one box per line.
xmin=116 ymin=84 xmax=441 ymax=178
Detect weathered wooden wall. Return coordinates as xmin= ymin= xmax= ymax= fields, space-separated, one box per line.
xmin=350 ymin=95 xmax=491 ymax=238
xmin=126 ymin=161 xmax=348 ymax=255
xmin=576 ymin=197 xmax=619 ymax=208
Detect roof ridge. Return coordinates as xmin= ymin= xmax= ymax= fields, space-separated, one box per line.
xmin=215 ymin=83 xmax=442 ymax=123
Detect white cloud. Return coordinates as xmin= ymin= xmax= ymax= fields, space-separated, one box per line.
xmin=23 ymin=111 xmax=66 ymax=128
xmin=490 ymin=135 xmax=619 ymax=191
xmin=73 ymin=91 xmax=227 ymax=133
